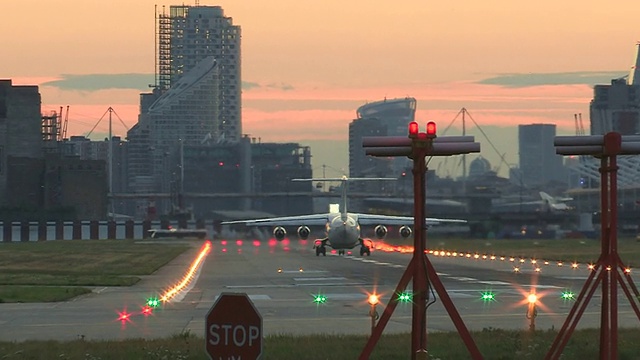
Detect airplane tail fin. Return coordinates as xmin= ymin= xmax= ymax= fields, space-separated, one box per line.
xmin=539 ymin=191 xmax=555 ymax=204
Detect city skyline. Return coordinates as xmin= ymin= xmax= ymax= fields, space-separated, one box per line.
xmin=3 ymin=1 xmax=640 ymax=177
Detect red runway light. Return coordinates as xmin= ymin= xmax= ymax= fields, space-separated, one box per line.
xmin=117 ymin=311 xmax=131 ymax=322
xmin=408 ymin=121 xmax=419 ymax=136
xmin=426 ymin=121 xmax=437 ymax=136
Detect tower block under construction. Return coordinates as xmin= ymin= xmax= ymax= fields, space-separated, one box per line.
xmin=156 ymin=4 xmax=242 ymax=143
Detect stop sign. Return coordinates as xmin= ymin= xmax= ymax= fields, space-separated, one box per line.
xmin=206 ymin=292 xmax=263 ymax=360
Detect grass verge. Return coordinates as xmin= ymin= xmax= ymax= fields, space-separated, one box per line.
xmin=0 ymin=240 xmax=192 ymax=302
xmin=1 ymin=328 xmax=640 ymax=359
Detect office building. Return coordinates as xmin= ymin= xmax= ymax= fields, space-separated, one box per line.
xmin=129 ymin=56 xmax=220 ymax=196
xmin=0 ymin=80 xmax=108 ymax=219
xmin=0 ymin=80 xmax=43 ymax=207
xmin=570 ymin=43 xmax=640 ymax=189
xmin=349 ymin=97 xmax=416 ymax=194
xmin=590 ymin=43 xmax=640 ymax=135
xmin=518 ymin=124 xmax=565 ymax=187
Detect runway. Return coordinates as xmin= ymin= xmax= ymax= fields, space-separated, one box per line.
xmin=1 ymin=237 xmax=639 ymax=342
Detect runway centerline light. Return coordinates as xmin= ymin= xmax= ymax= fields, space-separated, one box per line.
xmin=561 ymin=290 xmax=575 ymax=301
xmin=398 ymin=292 xmax=413 ymax=302
xmin=147 ymin=297 xmax=160 ymax=308
xmin=313 ymin=294 xmax=327 ymax=304
xmin=481 ymin=292 xmax=496 ymax=302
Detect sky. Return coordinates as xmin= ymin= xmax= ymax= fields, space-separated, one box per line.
xmin=3 ymin=0 xmax=640 ymax=178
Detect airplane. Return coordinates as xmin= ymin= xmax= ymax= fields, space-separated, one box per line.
xmin=492 ymin=191 xmax=573 ymax=213
xmin=220 ymin=176 xmax=467 ymax=257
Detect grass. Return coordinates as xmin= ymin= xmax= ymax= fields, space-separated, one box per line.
xmin=0 ymin=240 xmax=191 ymax=302
xmin=0 ymin=285 xmax=92 ymax=303
xmin=1 ymin=328 xmax=640 ymax=359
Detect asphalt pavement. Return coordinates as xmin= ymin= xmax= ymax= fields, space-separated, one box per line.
xmin=1 ymin=237 xmax=639 ymax=342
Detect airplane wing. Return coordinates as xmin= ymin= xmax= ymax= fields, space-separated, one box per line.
xmin=355 ymin=213 xmax=467 ymax=226
xmin=221 ymin=213 xmax=331 ymax=227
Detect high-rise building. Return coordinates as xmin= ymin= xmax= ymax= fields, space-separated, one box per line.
xmin=567 ymin=43 xmax=640 ymax=189
xmin=156 ymin=4 xmax=241 ymax=142
xmin=349 ymin=97 xmax=416 ymax=178
xmin=518 ymin=124 xmax=565 ymax=187
xmin=129 ymin=57 xmax=220 ymax=195
xmin=0 ymin=79 xmax=42 ymax=207
xmin=590 ymin=43 xmax=640 ymax=135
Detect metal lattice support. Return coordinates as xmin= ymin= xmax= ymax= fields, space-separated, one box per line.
xmin=360 ymin=122 xmax=482 ymax=360
xmin=546 ymin=133 xmax=640 ymax=359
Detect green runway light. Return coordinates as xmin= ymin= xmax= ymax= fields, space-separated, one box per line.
xmin=147 ymin=297 xmax=160 ymax=307
xmin=561 ymin=291 xmax=575 ymax=300
xmin=398 ymin=292 xmax=413 ymax=302
xmin=481 ymin=292 xmax=496 ymax=302
xmin=313 ymin=294 xmax=327 ymax=304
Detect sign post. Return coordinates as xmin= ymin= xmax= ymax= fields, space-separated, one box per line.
xmin=206 ymin=292 xmax=263 ymax=360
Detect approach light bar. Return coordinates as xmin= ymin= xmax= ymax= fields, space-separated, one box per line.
xmin=554 ymin=134 xmax=640 ymax=156
xmin=363 ymin=135 xmax=480 ymax=157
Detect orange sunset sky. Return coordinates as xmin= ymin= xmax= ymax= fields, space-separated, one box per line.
xmin=2 ymin=0 xmax=640 ymax=177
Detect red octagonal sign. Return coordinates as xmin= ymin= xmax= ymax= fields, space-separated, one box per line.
xmin=206 ymin=292 xmax=263 ymax=360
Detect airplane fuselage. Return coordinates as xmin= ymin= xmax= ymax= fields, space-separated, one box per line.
xmin=325 ymin=213 xmax=361 ymax=250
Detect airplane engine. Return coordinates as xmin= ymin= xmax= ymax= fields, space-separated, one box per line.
xmin=297 ymin=226 xmax=311 ymax=240
xmin=273 ymin=226 xmax=287 ymax=241
xmin=399 ymin=225 xmax=412 ymax=238
xmin=374 ymin=225 xmax=388 ymax=239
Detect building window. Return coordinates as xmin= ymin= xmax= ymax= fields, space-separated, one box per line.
xmin=0 ymin=98 xmax=6 ymax=118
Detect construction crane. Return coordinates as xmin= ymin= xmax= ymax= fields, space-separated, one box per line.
xmin=62 ymin=105 xmax=69 ymax=140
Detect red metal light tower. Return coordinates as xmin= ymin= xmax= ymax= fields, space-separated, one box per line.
xmin=545 ymin=133 xmax=640 ymax=359
xmin=360 ymin=121 xmax=482 ymax=360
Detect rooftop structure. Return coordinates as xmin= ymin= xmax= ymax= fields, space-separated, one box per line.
xmin=570 ymin=43 xmax=640 ymax=190
xmin=349 ymin=97 xmax=416 ymax=183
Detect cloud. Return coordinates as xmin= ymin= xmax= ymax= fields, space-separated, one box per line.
xmin=42 ymin=74 xmax=155 ymax=91
xmin=242 ymin=81 xmax=261 ymax=90
xmin=41 ymin=74 xmax=277 ymax=92
xmin=242 ymin=81 xmax=296 ymax=91
xmin=478 ymin=71 xmax=627 ymax=88
xmin=265 ymin=82 xmax=294 ymax=91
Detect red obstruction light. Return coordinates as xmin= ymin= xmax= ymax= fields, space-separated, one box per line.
xmin=426 ymin=121 xmax=437 ymax=137
xmin=408 ymin=121 xmax=419 ymax=137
